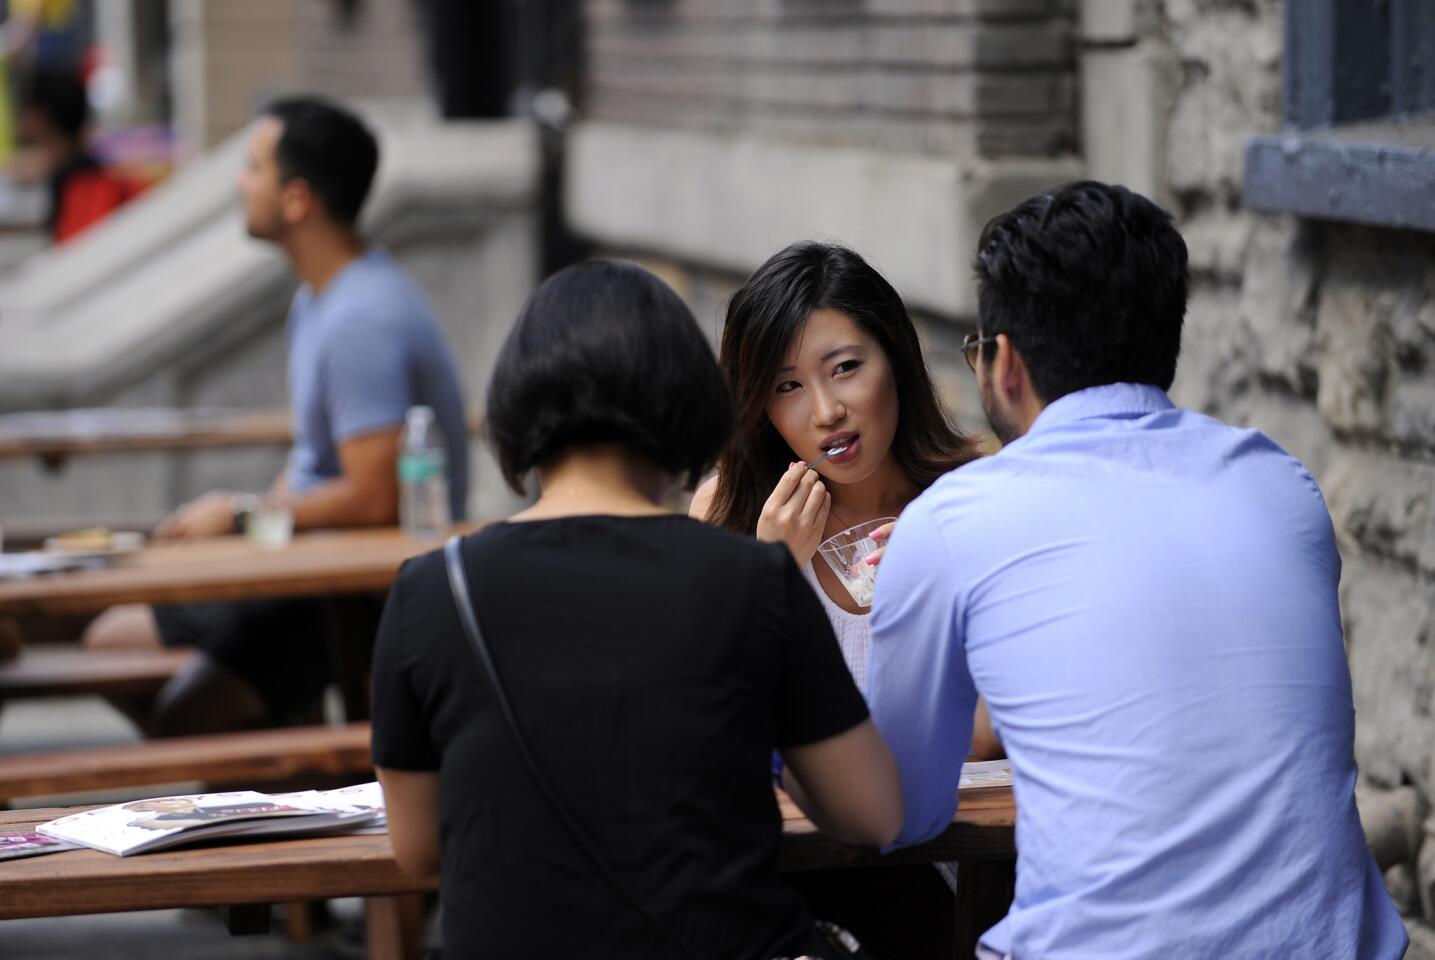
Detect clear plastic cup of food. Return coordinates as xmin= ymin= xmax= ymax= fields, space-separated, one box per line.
xmin=248 ymin=505 xmax=293 ymax=549
xmin=236 ymin=495 xmax=293 ymax=550
xmin=817 ymin=516 xmax=896 ymax=608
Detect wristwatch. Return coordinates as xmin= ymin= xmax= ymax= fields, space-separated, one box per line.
xmin=230 ymin=496 xmax=254 ymax=535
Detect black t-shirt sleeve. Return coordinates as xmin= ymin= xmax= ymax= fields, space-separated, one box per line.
xmin=371 ymin=558 xmax=442 ymax=771
xmin=765 ymin=545 xmax=870 ymax=749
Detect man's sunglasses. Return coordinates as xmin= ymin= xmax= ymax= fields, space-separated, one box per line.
xmin=961 ymin=333 xmax=998 ymax=372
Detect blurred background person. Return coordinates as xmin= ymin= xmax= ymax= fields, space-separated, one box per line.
xmin=81 ymin=96 xmax=470 ymax=738
xmin=17 ymin=63 xmax=140 ymax=242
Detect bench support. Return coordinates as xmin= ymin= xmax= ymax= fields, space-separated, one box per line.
xmin=365 ymin=894 xmax=425 ymax=960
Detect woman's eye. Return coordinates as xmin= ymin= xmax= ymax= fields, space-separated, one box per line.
xmin=834 ymin=359 xmax=863 ymax=376
xmin=774 ymin=380 xmax=800 ymax=395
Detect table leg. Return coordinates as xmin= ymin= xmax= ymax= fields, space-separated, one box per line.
xmin=365 ymin=894 xmax=425 ymax=960
xmin=954 ymin=858 xmax=1015 ymax=959
xmin=284 ymin=899 xmax=316 ymax=943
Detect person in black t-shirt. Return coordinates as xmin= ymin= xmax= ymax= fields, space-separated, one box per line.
xmin=372 ymin=260 xmax=902 ymax=959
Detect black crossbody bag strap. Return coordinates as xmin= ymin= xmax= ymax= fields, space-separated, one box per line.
xmin=442 ymin=536 xmax=708 ymax=960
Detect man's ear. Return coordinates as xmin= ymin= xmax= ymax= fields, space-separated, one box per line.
xmin=279 ymin=178 xmax=314 ymax=226
xmin=992 ymin=333 xmax=1025 ymax=401
xmin=994 ymin=333 xmax=1047 ymax=416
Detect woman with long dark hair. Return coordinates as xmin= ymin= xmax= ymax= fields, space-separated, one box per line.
xmin=693 ymin=242 xmax=984 ymax=698
xmin=690 ymin=242 xmax=998 ymax=956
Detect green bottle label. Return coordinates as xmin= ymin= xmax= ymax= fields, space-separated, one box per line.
xmin=398 ymin=452 xmax=443 ymax=484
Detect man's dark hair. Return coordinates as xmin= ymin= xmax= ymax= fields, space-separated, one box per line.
xmin=263 ymin=96 xmax=378 ymax=227
xmin=21 ymin=66 xmax=89 ymax=141
xmin=486 ymin=259 xmax=734 ymax=493
xmin=974 ymin=180 xmax=1189 ymax=401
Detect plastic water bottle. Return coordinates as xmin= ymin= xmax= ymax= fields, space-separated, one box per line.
xmin=398 ymin=406 xmax=451 ymax=539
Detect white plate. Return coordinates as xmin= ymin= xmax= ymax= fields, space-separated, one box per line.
xmin=42 ymin=530 xmax=145 ymax=559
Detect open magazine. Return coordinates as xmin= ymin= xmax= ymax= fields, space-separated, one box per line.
xmin=271 ymin=781 xmax=388 ymax=835
xmin=958 ymin=759 xmax=1013 ymax=789
xmin=0 ymin=832 xmax=80 ymax=862
xmin=37 ymin=782 xmax=386 ymax=857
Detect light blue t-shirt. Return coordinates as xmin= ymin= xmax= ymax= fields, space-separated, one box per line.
xmin=868 ymin=383 xmax=1405 ymax=959
xmin=286 ymin=247 xmax=469 ymax=521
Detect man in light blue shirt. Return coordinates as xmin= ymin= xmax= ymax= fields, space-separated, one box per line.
xmin=83 ymin=97 xmax=468 ymax=737
xmin=867 ymin=181 xmax=1405 ymax=958
xmin=286 ymin=243 xmax=469 ymax=522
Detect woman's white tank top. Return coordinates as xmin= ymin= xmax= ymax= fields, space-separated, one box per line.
xmin=802 ymin=561 xmax=871 ymax=694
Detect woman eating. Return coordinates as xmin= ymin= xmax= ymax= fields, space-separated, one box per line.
xmin=690 ymin=242 xmax=1001 ymax=955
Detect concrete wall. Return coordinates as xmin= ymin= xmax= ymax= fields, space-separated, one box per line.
xmin=295 ymin=0 xmax=430 ymax=105
xmin=169 ymin=0 xmax=301 ymax=153
xmin=584 ymin=0 xmax=1077 ymax=159
xmin=169 ymin=0 xmax=430 ymax=153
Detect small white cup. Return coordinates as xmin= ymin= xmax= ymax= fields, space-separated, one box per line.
xmin=236 ymin=496 xmax=293 ymax=550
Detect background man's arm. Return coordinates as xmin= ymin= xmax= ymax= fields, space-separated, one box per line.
xmin=268 ymin=467 xmax=291 ymax=504
xmin=151 ymin=431 xmax=400 ymax=539
xmin=286 ymin=426 xmax=402 ymax=529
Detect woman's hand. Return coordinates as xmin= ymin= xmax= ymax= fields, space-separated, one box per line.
xmin=861 ymin=519 xmax=897 ymax=569
xmin=756 ymin=462 xmax=831 ymax=565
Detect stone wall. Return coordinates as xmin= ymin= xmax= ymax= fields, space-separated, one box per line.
xmin=1128 ymin=0 xmax=1435 ymax=797
xmin=583 ymin=0 xmax=1076 ymax=159
xmin=1081 ymin=0 xmax=1435 ymax=939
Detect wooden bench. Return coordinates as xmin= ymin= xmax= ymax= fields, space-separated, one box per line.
xmin=0 ymin=722 xmax=373 ymax=805
xmin=0 ymin=648 xmax=194 ymax=703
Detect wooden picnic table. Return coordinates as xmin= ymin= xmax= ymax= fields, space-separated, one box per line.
xmin=0 ymin=527 xmax=474 ymax=719
xmin=0 ymin=527 xmax=467 ymax=619
xmin=0 ymin=783 xmax=1017 ymax=959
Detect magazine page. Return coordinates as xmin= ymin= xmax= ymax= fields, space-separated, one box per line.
xmin=0 ymin=832 xmax=80 ymax=861
xmin=37 ymin=789 xmax=371 ymax=857
xmin=0 ymin=552 xmax=102 ymax=581
xmin=959 ymin=759 xmax=1013 ymax=790
xmin=273 ymin=782 xmax=387 ymax=835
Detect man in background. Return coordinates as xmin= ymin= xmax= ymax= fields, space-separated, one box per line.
xmin=84 ymin=96 xmax=470 ymax=737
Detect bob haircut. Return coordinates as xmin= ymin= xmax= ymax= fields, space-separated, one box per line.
xmin=487 ymin=259 xmax=733 ymax=494
xmin=709 ymin=241 xmax=979 ymax=535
